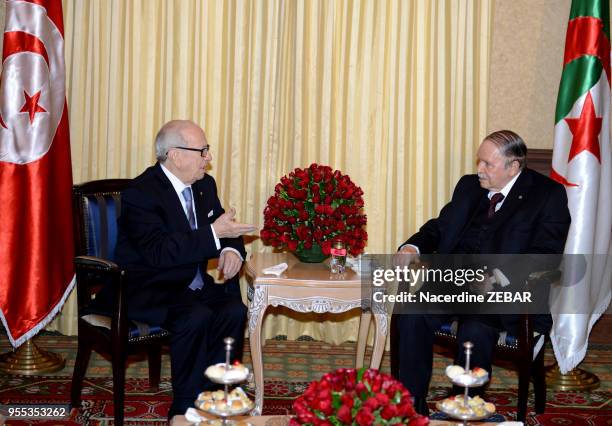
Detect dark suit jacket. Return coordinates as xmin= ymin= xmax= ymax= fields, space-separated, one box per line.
xmin=400 ymin=168 xmax=571 ymax=332
xmin=113 ymin=163 xmax=247 ymax=325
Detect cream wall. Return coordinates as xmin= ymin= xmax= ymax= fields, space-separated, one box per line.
xmin=487 ymin=0 xmax=571 ymax=149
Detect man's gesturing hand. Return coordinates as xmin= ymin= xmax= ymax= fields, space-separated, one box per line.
xmin=218 ymin=250 xmax=242 ymax=280
xmin=393 ymin=245 xmax=419 ymax=268
xmin=212 ymin=207 xmax=256 ymax=238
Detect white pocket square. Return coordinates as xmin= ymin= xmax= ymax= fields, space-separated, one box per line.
xmin=208 ymin=210 xmax=214 ymax=218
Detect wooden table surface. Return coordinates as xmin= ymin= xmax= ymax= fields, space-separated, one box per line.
xmin=171 ymin=412 xmax=512 ymax=426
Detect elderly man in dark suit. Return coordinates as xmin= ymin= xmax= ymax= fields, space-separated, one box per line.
xmin=394 ymin=130 xmax=570 ymax=415
xmin=114 ymin=120 xmax=256 ymax=418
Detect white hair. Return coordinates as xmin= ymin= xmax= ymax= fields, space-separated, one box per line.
xmin=155 ymin=121 xmax=190 ymax=162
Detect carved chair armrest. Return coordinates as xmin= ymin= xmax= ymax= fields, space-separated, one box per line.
xmin=515 ymin=269 xmax=560 ymax=351
xmin=74 ymin=255 xmax=119 ymax=271
xmin=73 ymin=255 xmax=128 ymax=342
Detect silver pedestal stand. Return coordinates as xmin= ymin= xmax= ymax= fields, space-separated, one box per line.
xmin=197 ymin=337 xmax=253 ymax=426
xmin=436 ymin=342 xmax=494 ymax=425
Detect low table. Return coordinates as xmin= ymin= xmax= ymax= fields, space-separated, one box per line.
xmin=171 ymin=413 xmax=289 ymax=425
xmin=171 ymin=413 xmax=506 ymax=426
xmin=245 ymin=253 xmax=388 ymax=415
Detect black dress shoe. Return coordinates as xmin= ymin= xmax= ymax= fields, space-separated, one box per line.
xmin=413 ymin=396 xmax=430 ymax=417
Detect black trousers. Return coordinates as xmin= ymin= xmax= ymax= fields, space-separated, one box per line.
xmin=164 ymin=283 xmax=247 ymax=417
xmin=394 ymin=314 xmax=500 ymax=399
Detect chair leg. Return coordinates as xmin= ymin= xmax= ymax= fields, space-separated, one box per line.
xmin=532 ymin=346 xmax=546 ymax=414
xmin=70 ymin=341 xmax=92 ymax=409
xmin=147 ymin=345 xmax=162 ymax=392
xmin=516 ymin=360 xmax=530 ymax=422
xmin=112 ymin=346 xmax=127 ymax=426
xmin=389 ymin=315 xmax=400 ymax=378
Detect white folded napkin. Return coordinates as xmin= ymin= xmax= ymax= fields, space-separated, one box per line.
xmin=184 ymin=407 xmax=205 ymax=423
xmin=345 ymin=256 xmax=360 ymax=273
xmin=262 ymin=262 xmax=288 ymax=276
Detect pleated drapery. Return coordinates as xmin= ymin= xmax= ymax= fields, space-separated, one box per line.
xmin=48 ymin=0 xmax=493 ymax=342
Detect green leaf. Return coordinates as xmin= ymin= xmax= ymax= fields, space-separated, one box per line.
xmin=329 ymin=418 xmax=343 ymax=426
xmin=332 ymin=393 xmax=342 ymax=409
xmin=314 ymin=409 xmax=326 ymax=420
xmin=357 ymin=367 xmax=367 ymax=382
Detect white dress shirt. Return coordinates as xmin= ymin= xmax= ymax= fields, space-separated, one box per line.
xmin=160 ymin=163 xmax=242 ymax=260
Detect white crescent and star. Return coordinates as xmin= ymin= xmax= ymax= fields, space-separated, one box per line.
xmin=0 ymin=0 xmax=65 ymax=164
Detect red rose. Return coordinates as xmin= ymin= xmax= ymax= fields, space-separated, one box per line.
xmin=318 ymin=398 xmax=333 ymax=416
xmin=340 ymin=393 xmax=354 ymax=409
xmin=355 ymin=407 xmax=374 ymax=426
xmin=336 ymin=404 xmax=352 ymax=424
xmin=363 ymin=396 xmax=380 ymax=410
xmin=321 ymin=240 xmax=332 ymax=255
xmin=375 ymin=393 xmax=390 ymax=406
xmin=296 ymin=225 xmax=310 ymax=240
xmin=381 ymin=404 xmax=398 ymax=420
xmin=408 ymin=415 xmax=429 ymax=425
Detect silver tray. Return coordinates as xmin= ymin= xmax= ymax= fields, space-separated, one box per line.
xmin=449 ymin=374 xmax=489 ymax=388
xmin=204 ymin=364 xmax=250 ymax=385
xmin=195 ymin=399 xmax=254 ymax=418
xmin=435 ymin=401 xmax=495 ymax=421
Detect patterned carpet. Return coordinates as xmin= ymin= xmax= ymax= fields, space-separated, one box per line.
xmin=0 ymin=333 xmax=610 ymax=425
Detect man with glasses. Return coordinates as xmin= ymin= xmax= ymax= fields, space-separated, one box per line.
xmin=113 ymin=120 xmax=256 ymax=418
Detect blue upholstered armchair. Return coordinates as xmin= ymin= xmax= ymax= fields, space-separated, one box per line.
xmin=70 ymin=179 xmax=169 ymax=426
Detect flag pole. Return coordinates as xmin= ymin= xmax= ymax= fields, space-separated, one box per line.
xmin=0 ymin=337 xmax=65 ymax=375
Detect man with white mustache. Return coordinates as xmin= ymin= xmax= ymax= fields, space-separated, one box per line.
xmin=393 ymin=130 xmax=570 ymax=416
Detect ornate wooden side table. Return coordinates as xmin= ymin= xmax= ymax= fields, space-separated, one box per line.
xmin=245 ymin=253 xmax=388 ymax=415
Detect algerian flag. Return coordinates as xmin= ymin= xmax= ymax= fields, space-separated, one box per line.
xmin=550 ymin=0 xmax=612 ymax=373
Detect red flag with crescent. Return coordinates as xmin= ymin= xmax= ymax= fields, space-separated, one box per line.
xmin=0 ymin=0 xmax=74 ymax=347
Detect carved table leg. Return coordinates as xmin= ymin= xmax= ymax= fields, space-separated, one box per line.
xmin=356 ymin=312 xmax=371 ymax=368
xmin=370 ymin=312 xmax=388 ymax=370
xmin=248 ymin=286 xmax=268 ymax=415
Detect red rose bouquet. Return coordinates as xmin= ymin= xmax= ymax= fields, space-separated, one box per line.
xmin=290 ymin=368 xmax=428 ymax=426
xmin=260 ymin=163 xmax=367 ymax=257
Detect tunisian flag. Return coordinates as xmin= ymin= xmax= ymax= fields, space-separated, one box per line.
xmin=0 ymin=0 xmax=74 ymax=347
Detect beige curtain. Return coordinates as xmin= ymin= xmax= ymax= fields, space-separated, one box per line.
xmin=48 ymin=0 xmax=493 ymax=344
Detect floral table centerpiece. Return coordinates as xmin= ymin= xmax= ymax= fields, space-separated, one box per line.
xmin=260 ymin=163 xmax=367 ymax=262
xmin=290 ymin=368 xmax=429 ymax=426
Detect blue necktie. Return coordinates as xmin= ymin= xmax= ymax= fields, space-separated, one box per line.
xmin=182 ymin=187 xmax=204 ymax=290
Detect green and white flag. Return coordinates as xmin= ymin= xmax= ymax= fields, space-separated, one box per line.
xmin=550 ymin=0 xmax=612 ymax=373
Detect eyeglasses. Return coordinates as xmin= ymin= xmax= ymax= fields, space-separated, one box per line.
xmin=170 ymin=145 xmax=210 ymax=157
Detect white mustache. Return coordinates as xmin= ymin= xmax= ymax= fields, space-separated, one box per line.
xmin=478 ymin=174 xmax=487 ymax=179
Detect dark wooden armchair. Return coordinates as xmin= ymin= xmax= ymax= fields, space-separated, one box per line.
xmin=70 ymin=179 xmax=169 ymax=426
xmin=432 ymin=270 xmax=558 ymax=421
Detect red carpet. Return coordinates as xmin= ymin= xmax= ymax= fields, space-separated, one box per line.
xmin=2 ymin=376 xmax=610 ymax=425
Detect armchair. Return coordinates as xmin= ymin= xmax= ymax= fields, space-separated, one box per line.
xmin=70 ymin=179 xmax=169 ymax=426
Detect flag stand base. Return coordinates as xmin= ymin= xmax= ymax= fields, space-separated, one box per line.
xmin=545 ymin=363 xmax=600 ymax=391
xmin=0 ymin=338 xmax=65 ymax=375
